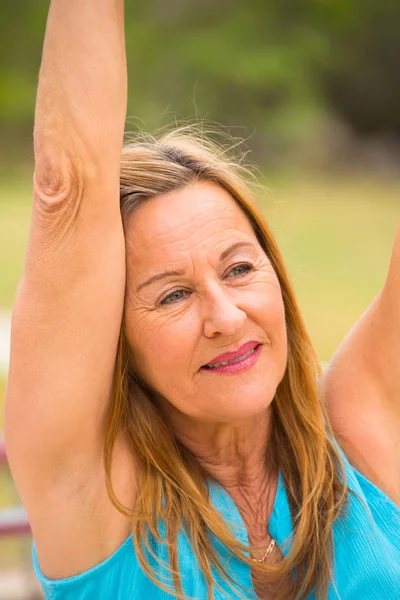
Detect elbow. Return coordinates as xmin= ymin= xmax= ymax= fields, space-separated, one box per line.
xmin=32 ymin=143 xmax=97 ymax=237
xmin=33 ymin=150 xmax=87 ymax=211
xmin=32 ymin=161 xmax=85 ymax=238
xmin=33 ymin=125 xmax=101 ymax=213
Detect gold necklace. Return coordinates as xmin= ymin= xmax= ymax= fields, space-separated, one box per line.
xmin=251 ymin=538 xmax=276 ymax=563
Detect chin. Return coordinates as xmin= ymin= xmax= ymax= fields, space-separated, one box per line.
xmin=209 ymin=395 xmax=274 ymax=424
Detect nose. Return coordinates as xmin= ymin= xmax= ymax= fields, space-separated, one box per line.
xmin=202 ymin=283 xmax=247 ymax=338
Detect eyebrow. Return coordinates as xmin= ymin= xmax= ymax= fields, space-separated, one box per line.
xmin=136 ymin=241 xmax=256 ymax=292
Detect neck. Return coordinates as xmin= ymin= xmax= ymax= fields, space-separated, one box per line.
xmin=165 ymin=405 xmax=276 ymax=491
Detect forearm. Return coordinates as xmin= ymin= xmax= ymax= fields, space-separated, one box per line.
xmin=34 ymin=0 xmax=126 ymax=191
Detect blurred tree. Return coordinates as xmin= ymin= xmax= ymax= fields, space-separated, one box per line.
xmin=315 ymin=0 xmax=400 ymax=138
xmin=1 ymin=0 xmax=399 ymax=169
xmin=0 ymin=1 xmax=48 ymax=165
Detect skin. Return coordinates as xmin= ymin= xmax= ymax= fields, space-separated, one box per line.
xmin=122 ymin=180 xmax=400 ymax=596
xmin=123 ymin=180 xmax=288 ymax=560
xmin=8 ymin=0 xmax=398 ymax=591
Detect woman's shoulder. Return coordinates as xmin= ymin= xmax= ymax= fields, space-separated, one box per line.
xmin=32 ymin=520 xmax=211 ymax=600
xmin=333 ymin=437 xmax=400 ymax=549
xmin=32 ymin=529 xmax=197 ymax=598
xmin=32 ymin=534 xmax=142 ymax=599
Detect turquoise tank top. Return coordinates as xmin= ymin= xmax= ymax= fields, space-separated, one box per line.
xmin=32 ymin=446 xmax=400 ymax=599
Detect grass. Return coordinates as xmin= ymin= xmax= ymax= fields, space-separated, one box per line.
xmin=1 ymin=171 xmax=398 ymax=359
xmin=0 ymin=170 xmax=399 ymax=566
xmin=0 ymin=178 xmax=32 ymax=308
xmin=259 ymin=172 xmax=399 ymax=360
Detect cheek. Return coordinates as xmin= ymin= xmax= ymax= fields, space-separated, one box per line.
xmin=271 ymin=294 xmax=286 ymax=332
xmin=254 ymin=280 xmax=287 ymax=358
xmin=248 ymin=275 xmax=286 ymax=327
xmin=125 ymin=305 xmax=198 ymax=387
xmin=271 ymin=296 xmax=288 ymax=370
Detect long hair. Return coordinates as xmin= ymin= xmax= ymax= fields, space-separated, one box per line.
xmin=103 ymin=124 xmax=349 ymax=600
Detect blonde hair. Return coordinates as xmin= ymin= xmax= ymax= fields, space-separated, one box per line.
xmin=104 ymin=124 xmax=349 ymax=600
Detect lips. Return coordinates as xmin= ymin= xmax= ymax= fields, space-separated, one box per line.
xmin=202 ymin=340 xmax=260 ymax=369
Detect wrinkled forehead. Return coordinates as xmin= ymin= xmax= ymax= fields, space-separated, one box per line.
xmin=124 ymin=182 xmax=258 ymax=268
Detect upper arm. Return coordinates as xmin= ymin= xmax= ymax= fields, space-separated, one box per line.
xmin=324 ymin=227 xmax=400 ymax=505
xmin=30 ymin=432 xmax=137 ymax=581
xmin=3 ymin=170 xmax=139 ymax=579
xmin=4 ymin=169 xmax=126 ymax=491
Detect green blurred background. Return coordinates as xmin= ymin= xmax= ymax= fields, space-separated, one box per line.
xmin=1 ymin=0 xmax=400 ymax=578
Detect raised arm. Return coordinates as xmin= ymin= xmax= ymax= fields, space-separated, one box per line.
xmin=324 ymin=223 xmax=400 ymax=505
xmin=4 ymin=0 xmax=133 ymax=578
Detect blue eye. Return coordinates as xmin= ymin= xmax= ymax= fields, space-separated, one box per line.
xmin=160 ymin=289 xmax=188 ymax=306
xmin=228 ymin=263 xmax=253 ymax=277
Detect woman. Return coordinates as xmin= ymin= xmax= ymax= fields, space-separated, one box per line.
xmin=4 ymin=1 xmax=399 ymax=599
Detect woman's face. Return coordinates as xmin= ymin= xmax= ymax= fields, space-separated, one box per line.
xmin=124 ymin=181 xmax=287 ymax=423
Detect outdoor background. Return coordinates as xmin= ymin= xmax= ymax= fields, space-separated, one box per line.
xmin=1 ymin=1 xmax=400 ymax=598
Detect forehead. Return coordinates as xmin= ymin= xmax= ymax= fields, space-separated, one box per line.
xmin=125 ymin=181 xmax=257 ymax=262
